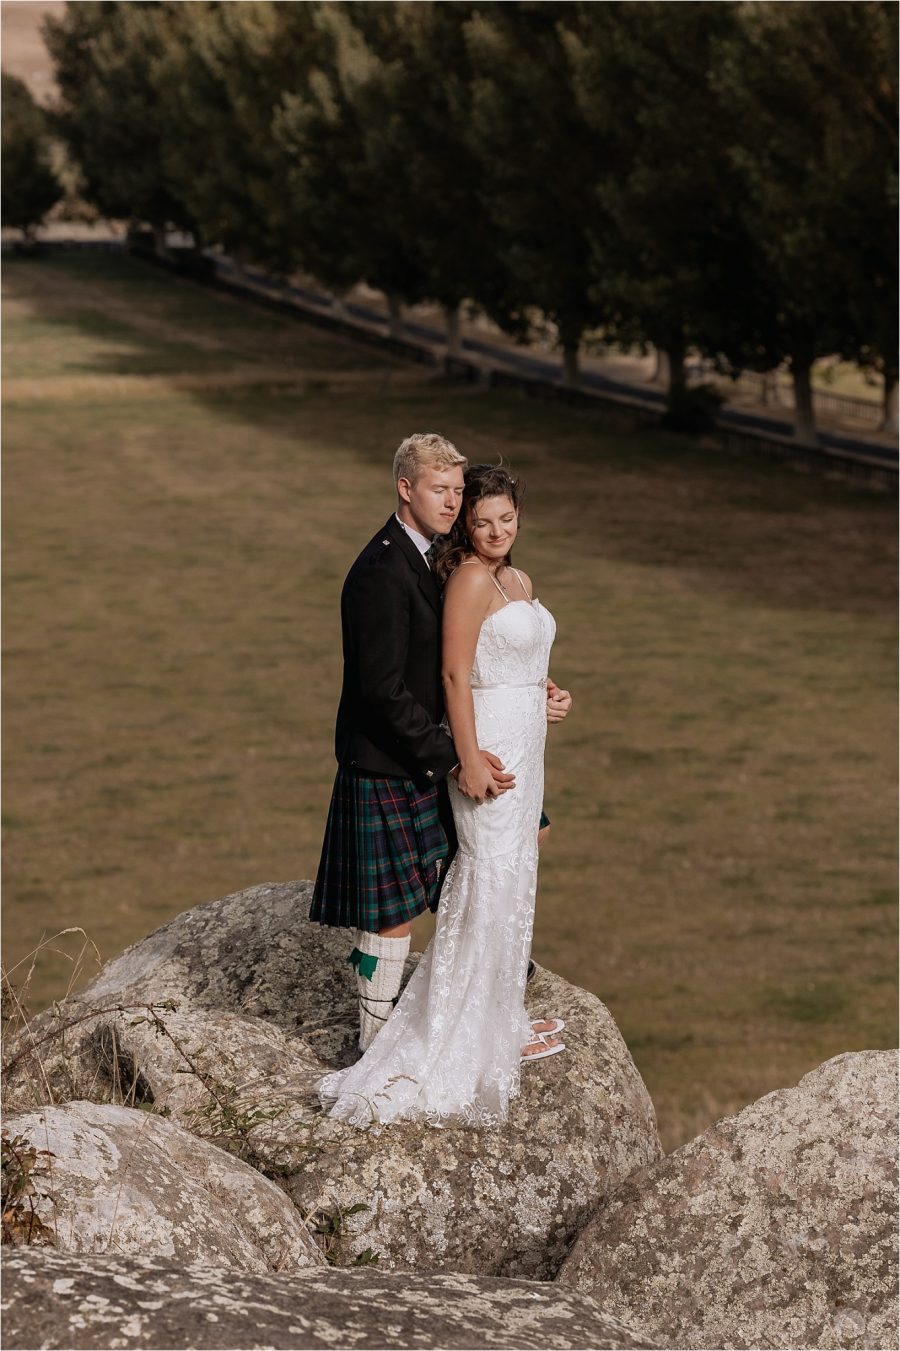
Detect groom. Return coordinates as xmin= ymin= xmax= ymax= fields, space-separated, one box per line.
xmin=310 ymin=432 xmax=568 ymax=1050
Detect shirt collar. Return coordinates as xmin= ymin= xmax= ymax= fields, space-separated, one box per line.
xmin=394 ymin=513 xmax=433 ymax=558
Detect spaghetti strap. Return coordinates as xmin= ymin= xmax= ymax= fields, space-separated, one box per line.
xmin=464 ymin=557 xmax=516 ymax=602
xmin=486 ymin=569 xmax=510 ymax=600
xmin=511 ymin=568 xmax=532 ymax=600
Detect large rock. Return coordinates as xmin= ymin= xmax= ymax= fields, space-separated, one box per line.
xmin=4 ymin=880 xmax=662 ymax=1278
xmin=1 ymin=1249 xmax=661 ymax=1350
xmin=558 ymin=1050 xmax=899 ymax=1350
xmin=4 ymin=1101 xmax=324 ymax=1273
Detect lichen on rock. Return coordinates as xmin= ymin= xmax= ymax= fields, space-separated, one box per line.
xmin=3 ymin=880 xmax=663 ymax=1278
xmin=1 ymin=1248 xmax=661 ymax=1350
xmin=4 ymin=1100 xmax=325 ymax=1273
xmin=557 ymin=1049 xmax=899 ymax=1350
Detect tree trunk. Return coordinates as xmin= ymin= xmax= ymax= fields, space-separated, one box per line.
xmin=790 ymin=356 xmax=818 ymax=446
xmin=562 ymin=342 xmax=580 ymax=388
xmin=882 ymin=368 xmax=898 ymax=435
xmin=651 ymin=348 xmax=668 ymax=384
xmin=665 ymin=335 xmax=686 ymax=403
xmin=762 ymin=370 xmax=780 ymax=406
xmin=386 ymin=292 xmax=404 ymax=340
xmin=445 ymin=303 xmax=461 ymax=358
xmin=331 ymin=293 xmax=348 ymax=321
xmin=152 ymin=225 xmax=170 ymax=259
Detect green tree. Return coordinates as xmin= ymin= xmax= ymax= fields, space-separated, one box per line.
xmin=153 ymin=1 xmax=315 ymax=269
xmin=816 ymin=4 xmax=898 ymax=433
xmin=1 ymin=72 xmax=63 ymax=236
xmin=43 ymin=1 xmax=194 ymax=248
xmin=464 ymin=3 xmax=607 ymax=385
xmin=328 ymin=2 xmax=501 ymax=352
xmin=563 ymin=1 xmax=774 ymax=417
xmin=273 ymin=3 xmax=429 ymax=315
xmin=715 ymin=0 xmax=898 ymax=444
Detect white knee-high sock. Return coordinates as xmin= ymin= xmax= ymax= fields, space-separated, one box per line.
xmin=353 ymin=928 xmax=411 ymax=1051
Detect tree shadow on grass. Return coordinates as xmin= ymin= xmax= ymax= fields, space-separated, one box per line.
xmin=5 ymin=250 xmax=897 ymax=621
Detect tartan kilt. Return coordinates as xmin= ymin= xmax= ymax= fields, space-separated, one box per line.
xmin=309 ymin=766 xmax=451 ymax=933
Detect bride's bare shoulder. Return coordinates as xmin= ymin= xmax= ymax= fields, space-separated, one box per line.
xmin=445 ymin=560 xmax=492 ymax=595
xmin=509 ymin=566 xmax=533 ymax=598
xmin=443 ymin=559 xmax=486 ymax=591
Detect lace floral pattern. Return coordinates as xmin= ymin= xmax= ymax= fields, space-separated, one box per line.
xmin=317 ymin=598 xmax=556 ymax=1128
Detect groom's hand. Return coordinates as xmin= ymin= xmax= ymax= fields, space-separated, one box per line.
xmin=482 ymin=750 xmax=515 ymax=794
xmin=452 ymin=751 xmax=515 ymax=802
xmin=546 ymin=677 xmax=572 ymax=724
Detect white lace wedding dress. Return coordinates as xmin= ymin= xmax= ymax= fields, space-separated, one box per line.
xmin=317 ymin=577 xmax=556 ymax=1128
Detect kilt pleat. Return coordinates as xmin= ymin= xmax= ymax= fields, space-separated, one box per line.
xmin=309 ymin=767 xmax=449 ymax=932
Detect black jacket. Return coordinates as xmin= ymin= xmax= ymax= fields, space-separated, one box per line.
xmin=334 ymin=515 xmax=458 ymax=786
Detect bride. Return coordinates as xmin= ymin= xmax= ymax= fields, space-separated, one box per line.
xmin=317 ymin=463 xmax=565 ymax=1128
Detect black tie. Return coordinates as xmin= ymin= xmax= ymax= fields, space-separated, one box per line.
xmin=425 ymin=541 xmax=440 ymax=570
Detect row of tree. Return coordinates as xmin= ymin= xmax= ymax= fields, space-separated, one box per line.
xmin=18 ymin=1 xmax=900 ymax=440
xmin=2 ymin=72 xmax=63 ymax=234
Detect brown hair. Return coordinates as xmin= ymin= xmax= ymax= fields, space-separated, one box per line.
xmin=435 ymin=463 xmax=523 ymax=586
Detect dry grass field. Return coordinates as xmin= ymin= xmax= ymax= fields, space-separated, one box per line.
xmin=3 ymin=251 xmax=896 ymax=1150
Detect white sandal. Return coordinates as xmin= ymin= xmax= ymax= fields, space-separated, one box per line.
xmin=521 ymin=1032 xmax=566 ymax=1062
xmin=530 ymin=1018 xmax=565 ymax=1036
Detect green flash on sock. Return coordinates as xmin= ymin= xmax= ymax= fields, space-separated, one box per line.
xmin=347 ymin=947 xmax=379 ymax=980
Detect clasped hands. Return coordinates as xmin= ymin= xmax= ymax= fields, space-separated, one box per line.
xmin=451 ymin=677 xmax=573 ymax=804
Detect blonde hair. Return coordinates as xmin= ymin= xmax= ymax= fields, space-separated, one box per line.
xmin=393 ymin=432 xmax=467 ymax=488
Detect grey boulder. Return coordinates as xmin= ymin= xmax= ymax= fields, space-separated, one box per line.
xmin=3 ymin=880 xmax=663 ymax=1278
xmin=557 ymin=1049 xmax=899 ymax=1350
xmin=3 ymin=1100 xmax=324 ymax=1273
xmin=1 ymin=1248 xmax=661 ymax=1350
